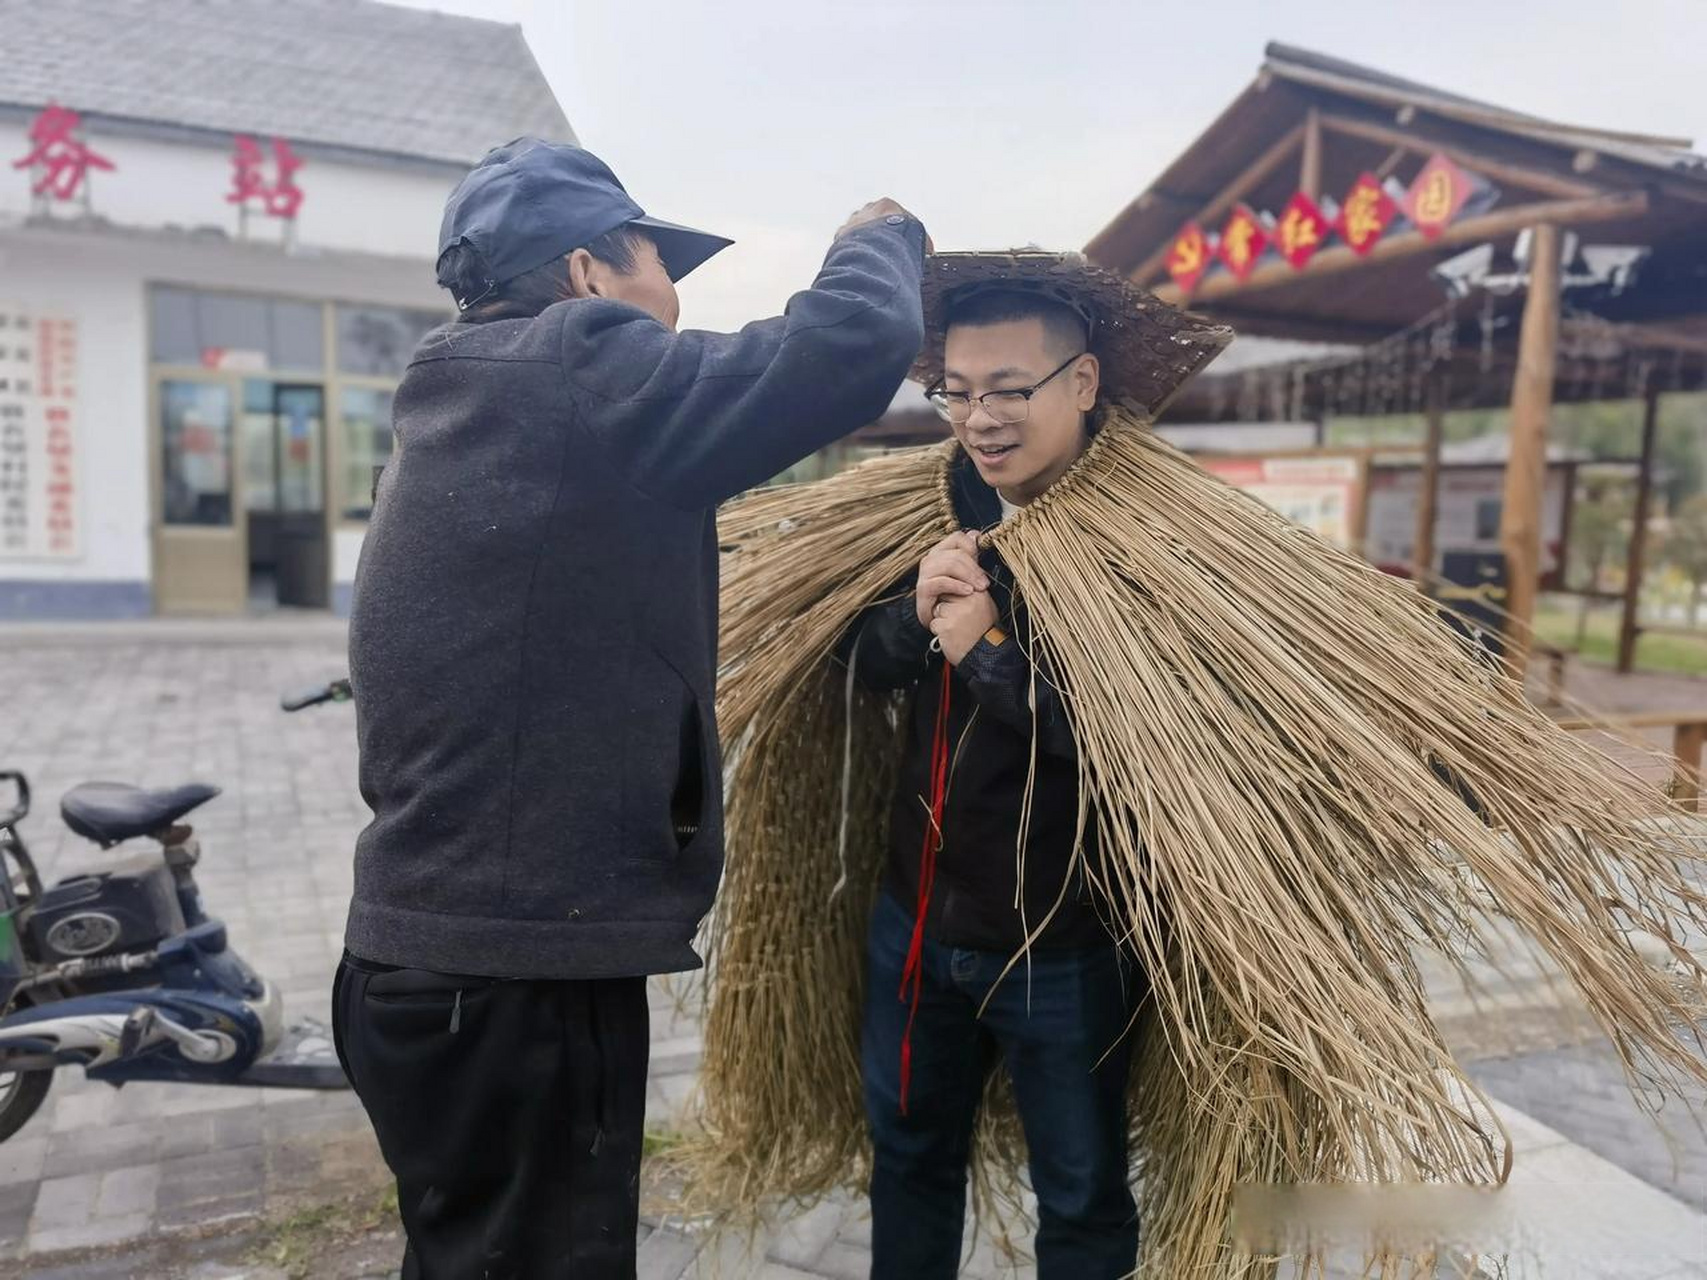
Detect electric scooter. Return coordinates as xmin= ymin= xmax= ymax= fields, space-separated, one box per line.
xmin=0 ymin=678 xmax=354 ymax=1141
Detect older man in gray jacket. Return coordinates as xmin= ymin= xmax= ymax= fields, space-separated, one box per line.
xmin=334 ymin=137 xmax=926 ymax=1279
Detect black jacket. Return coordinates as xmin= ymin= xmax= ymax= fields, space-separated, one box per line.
xmin=345 ymin=217 xmax=927 ymax=980
xmin=840 ymin=456 xmax=1111 ymax=952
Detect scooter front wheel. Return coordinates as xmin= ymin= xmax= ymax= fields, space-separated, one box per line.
xmin=0 ymin=1069 xmax=50 ymax=1142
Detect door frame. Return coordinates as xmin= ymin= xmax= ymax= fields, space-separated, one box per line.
xmin=148 ymin=367 xmax=247 ymax=615
xmin=145 ymin=285 xmax=440 ymax=615
xmin=149 ymin=367 xmax=335 ymax=614
xmin=263 ymin=379 xmax=332 ymax=609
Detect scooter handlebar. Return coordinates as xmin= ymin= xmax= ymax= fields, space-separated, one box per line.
xmin=0 ymin=771 xmax=31 ymax=828
xmin=280 ymin=679 xmax=353 ymax=713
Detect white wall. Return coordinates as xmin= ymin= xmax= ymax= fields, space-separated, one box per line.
xmin=0 ymin=122 xmax=476 ymax=610
xmin=0 ymin=220 xmax=447 ymax=596
xmin=0 ymin=122 xmax=455 ymax=262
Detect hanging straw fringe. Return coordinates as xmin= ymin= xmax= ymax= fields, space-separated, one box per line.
xmin=831 ymin=628 xmax=863 ymax=903
xmin=677 ymin=407 xmax=1707 ymax=1276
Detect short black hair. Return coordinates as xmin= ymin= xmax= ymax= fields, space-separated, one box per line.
xmin=438 ymin=223 xmax=653 ymax=322
xmin=943 ymin=288 xmax=1090 ymax=363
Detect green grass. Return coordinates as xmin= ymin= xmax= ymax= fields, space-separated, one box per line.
xmin=254 ymin=1201 xmax=345 ymax=1277
xmin=244 ymin=1136 xmax=685 ymax=1278
xmin=1533 ymin=603 xmax=1707 ymax=677
xmin=643 ymin=1125 xmax=685 ymax=1159
xmin=248 ymin=1186 xmax=398 ymax=1279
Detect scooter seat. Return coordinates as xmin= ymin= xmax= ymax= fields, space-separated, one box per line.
xmin=60 ymin=782 xmax=222 ymax=846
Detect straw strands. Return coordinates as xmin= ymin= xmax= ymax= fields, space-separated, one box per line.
xmin=681 ymin=406 xmax=1707 ymax=1276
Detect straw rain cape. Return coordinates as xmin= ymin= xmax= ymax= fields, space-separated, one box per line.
xmin=684 ymin=418 xmax=1707 ymax=1274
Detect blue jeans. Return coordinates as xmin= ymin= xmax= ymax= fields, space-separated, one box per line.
xmin=861 ymin=892 xmax=1141 ymax=1279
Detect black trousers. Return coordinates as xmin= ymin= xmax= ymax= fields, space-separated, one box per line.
xmin=332 ymin=953 xmax=651 ymax=1280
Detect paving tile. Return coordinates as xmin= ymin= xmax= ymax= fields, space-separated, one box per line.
xmin=803 ymin=1239 xmax=873 ymax=1280
xmin=22 ymin=1240 xmax=169 ymax=1278
xmin=27 ymin=1173 xmax=97 ymax=1231
xmin=27 ymin=1209 xmax=152 ymax=1254
xmin=636 ymin=1224 xmax=702 ymax=1280
xmin=4 ymin=621 xmax=1707 ymax=1279
xmin=1470 ymin=1040 xmax=1707 ymax=1212
xmin=0 ymin=1137 xmax=48 ymax=1188
xmin=42 ymin=1121 xmax=161 ymax=1180
xmin=46 ymin=1087 xmax=119 ymax=1135
xmin=685 ymin=1228 xmax=772 ymax=1279
xmin=765 ymin=1197 xmax=847 ymax=1268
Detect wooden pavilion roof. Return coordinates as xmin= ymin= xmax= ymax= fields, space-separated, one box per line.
xmin=1084 ymin=43 xmax=1707 ymax=418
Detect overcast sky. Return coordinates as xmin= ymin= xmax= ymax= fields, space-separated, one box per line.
xmin=396 ymin=0 xmax=1707 ymax=332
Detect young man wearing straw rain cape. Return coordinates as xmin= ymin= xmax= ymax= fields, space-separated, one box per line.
xmin=692 ymin=251 xmax=1707 ymax=1278
xmin=837 ymin=281 xmax=1143 ymax=1277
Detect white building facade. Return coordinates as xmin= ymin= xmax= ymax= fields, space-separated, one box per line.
xmin=0 ymin=0 xmax=573 ymax=616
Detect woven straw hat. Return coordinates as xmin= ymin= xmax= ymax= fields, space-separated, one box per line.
xmin=909 ymin=250 xmax=1232 ymax=419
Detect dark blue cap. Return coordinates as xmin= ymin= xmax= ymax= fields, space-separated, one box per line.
xmin=436 ymin=138 xmax=732 ymax=308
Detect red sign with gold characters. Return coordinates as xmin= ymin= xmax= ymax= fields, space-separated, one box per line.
xmin=1403 ymin=152 xmax=1473 ymax=240
xmin=1338 ymin=172 xmax=1397 ymax=257
xmin=1165 ymin=222 xmax=1213 ymax=294
xmin=1274 ymin=192 xmax=1330 ymax=269
xmin=1216 ymin=205 xmax=1267 ymax=281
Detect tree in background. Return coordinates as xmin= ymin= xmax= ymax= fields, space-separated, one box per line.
xmin=1661 ymin=495 xmax=1707 ymax=626
xmin=1569 ymin=491 xmax=1630 ymax=645
xmin=1327 ymin=393 xmax=1706 ymax=507
xmin=1551 ymin=396 xmax=1706 ymax=509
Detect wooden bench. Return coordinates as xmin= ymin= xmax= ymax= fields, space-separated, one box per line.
xmin=1557 ymin=711 xmax=1707 ymax=811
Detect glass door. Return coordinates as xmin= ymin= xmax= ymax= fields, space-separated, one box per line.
xmin=240 ymin=381 xmax=328 ymax=609
xmin=271 ymin=383 xmax=328 ymax=608
xmin=153 ymin=377 xmax=245 ymax=614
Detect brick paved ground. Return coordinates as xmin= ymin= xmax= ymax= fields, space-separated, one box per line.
xmin=0 ymin=621 xmax=1699 ymax=1278
xmin=1469 ymin=1042 xmax=1707 ymax=1215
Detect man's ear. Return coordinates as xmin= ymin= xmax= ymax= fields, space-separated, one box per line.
xmin=1073 ymin=353 xmax=1101 ymax=411
xmin=566 ymin=249 xmax=603 ymax=300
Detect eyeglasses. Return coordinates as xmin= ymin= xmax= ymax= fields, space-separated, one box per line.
xmin=926 ymin=353 xmax=1086 ymax=426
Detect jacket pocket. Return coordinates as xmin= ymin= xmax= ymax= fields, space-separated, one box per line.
xmin=622 ymin=646 xmax=712 ymax=866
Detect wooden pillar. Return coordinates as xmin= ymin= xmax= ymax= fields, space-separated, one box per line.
xmin=1616 ymin=382 xmax=1661 ymax=673
xmin=1301 ymin=110 xmax=1323 ymax=201
xmin=1676 ymin=721 xmax=1705 ymax=812
xmin=1413 ymin=374 xmax=1445 ymax=585
xmin=1498 ymin=223 xmax=1562 ymax=677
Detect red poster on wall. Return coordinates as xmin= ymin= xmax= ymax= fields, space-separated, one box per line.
xmin=0 ymin=304 xmax=80 ymax=558
xmin=1165 ymin=222 xmax=1213 ymax=294
xmin=1274 ymin=192 xmax=1330 ymax=269
xmin=1338 ymin=172 xmax=1397 ymax=256
xmin=1403 ymin=152 xmax=1473 ymax=240
xmin=1216 ymin=205 xmax=1267 ymax=281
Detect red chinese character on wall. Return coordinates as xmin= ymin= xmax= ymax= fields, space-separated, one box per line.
xmin=11 ymin=104 xmax=115 ymax=201
xmin=44 ymin=406 xmax=75 ymax=554
xmin=227 ymin=136 xmax=305 ymax=219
